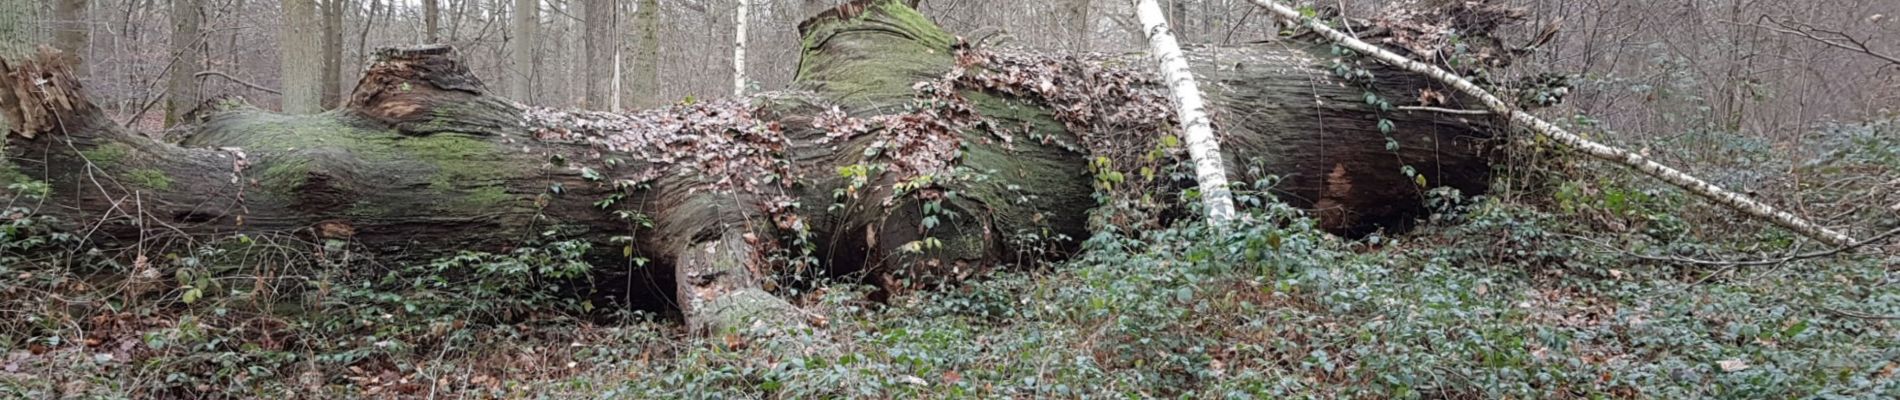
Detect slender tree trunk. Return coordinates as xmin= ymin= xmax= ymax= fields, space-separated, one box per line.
xmin=422 ymin=0 xmax=439 ymax=43
xmin=633 ymin=0 xmax=659 ymax=107
xmin=1245 ymin=0 xmax=1860 ymax=247
xmin=1170 ymin=0 xmax=1189 ymax=43
xmin=356 ymin=0 xmax=379 ymax=74
xmin=508 ymin=0 xmax=537 ymax=102
xmin=611 ymin=47 xmax=623 ymax=111
xmin=53 ymin=0 xmax=89 ymax=77
xmin=1134 ymin=0 xmax=1235 ymax=225
xmin=320 ymin=0 xmax=346 ymax=109
xmin=165 ymin=0 xmax=202 ymax=126
xmin=582 ymin=0 xmax=611 ymax=110
xmin=733 ymin=0 xmax=749 ymax=97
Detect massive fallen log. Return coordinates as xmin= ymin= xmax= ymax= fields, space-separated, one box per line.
xmin=0 ymin=0 xmax=1499 ymax=331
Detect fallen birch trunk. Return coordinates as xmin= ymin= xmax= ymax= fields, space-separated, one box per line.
xmin=1243 ymin=0 xmax=1857 ymax=247
xmin=1133 ymin=0 xmax=1237 ymax=225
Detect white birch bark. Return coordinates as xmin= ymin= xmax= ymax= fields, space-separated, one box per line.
xmin=1244 ymin=0 xmax=1857 ymax=247
xmin=1134 ymin=0 xmax=1238 ymax=225
xmin=612 ymin=48 xmax=623 ymax=111
xmin=732 ymin=0 xmax=749 ymax=97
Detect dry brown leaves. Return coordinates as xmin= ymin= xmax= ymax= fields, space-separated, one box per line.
xmin=522 ymin=98 xmax=794 ymax=196
xmin=1366 ymin=0 xmax=1530 ymax=69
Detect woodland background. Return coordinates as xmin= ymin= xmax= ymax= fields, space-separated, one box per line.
xmin=7 ymin=0 xmax=1897 ymax=139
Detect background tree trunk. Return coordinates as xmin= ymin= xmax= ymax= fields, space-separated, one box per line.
xmin=0 ymin=0 xmax=37 ymax=57
xmin=320 ymin=0 xmax=346 ymax=109
xmin=279 ymin=0 xmax=322 ymax=114
xmin=632 ymin=0 xmax=659 ymax=107
xmin=508 ymin=0 xmax=537 ymax=102
xmin=422 ymin=0 xmax=439 ymax=43
xmin=165 ymin=0 xmax=202 ymax=126
xmin=53 ymin=0 xmax=88 ymax=77
xmin=582 ymin=0 xmax=612 ymax=110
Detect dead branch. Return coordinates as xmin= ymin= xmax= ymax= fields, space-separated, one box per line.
xmin=193 ymin=70 xmax=283 ymax=95
xmin=1744 ymin=16 xmax=1900 ymax=66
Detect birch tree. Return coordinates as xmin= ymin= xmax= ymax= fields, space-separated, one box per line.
xmin=1243 ymin=0 xmax=1859 ymax=247
xmin=1134 ymin=0 xmax=1237 ymax=225
xmin=733 ymin=0 xmax=750 ymax=97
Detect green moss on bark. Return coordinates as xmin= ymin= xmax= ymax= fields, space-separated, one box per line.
xmin=79 ymin=143 xmax=133 ymax=167
xmin=123 ymin=169 xmax=174 ymax=190
xmin=794 ymin=0 xmax=958 ymax=107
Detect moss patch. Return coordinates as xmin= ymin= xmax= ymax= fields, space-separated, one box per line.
xmin=258 ymin=159 xmax=313 ymax=197
xmin=399 ymin=134 xmax=517 ymax=210
xmin=192 ymin=111 xmax=523 ymax=213
xmin=794 ymin=0 xmax=958 ymax=106
xmin=122 ymin=169 xmax=174 ymax=191
xmin=79 ymin=143 xmax=134 ymax=167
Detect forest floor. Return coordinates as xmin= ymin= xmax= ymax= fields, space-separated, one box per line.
xmin=1 ymin=118 xmax=1896 ymax=398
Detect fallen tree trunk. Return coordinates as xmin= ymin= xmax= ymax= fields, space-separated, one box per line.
xmin=1 ymin=0 xmax=1500 ymax=331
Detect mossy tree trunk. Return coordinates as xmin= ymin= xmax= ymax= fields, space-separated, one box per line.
xmin=1 ymin=0 xmax=1498 ymax=333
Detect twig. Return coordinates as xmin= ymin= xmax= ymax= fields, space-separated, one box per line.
xmin=1396 ymin=105 xmax=1492 ymax=115
xmin=1740 ymin=16 xmax=1900 ymax=67
xmin=194 ymin=70 xmax=283 ymax=95
xmin=1821 ymin=307 xmax=1900 ymax=321
xmin=1656 ymin=227 xmax=1900 ymax=269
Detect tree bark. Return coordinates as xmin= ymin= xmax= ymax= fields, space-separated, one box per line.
xmin=166 ymin=0 xmax=202 ymax=126
xmin=0 ymin=0 xmax=33 ymax=58
xmin=321 ymin=0 xmax=346 ymax=109
xmin=53 ymin=0 xmax=87 ymax=77
xmin=508 ymin=0 xmax=537 ymax=102
xmin=582 ymin=0 xmax=612 ymax=110
xmin=733 ymin=0 xmax=750 ymax=97
xmin=280 ymin=0 xmax=323 ymax=114
xmin=422 ymin=0 xmax=440 ymax=43
xmin=631 ymin=0 xmax=658 ymax=107
xmin=3 ymin=0 xmax=1500 ymax=331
